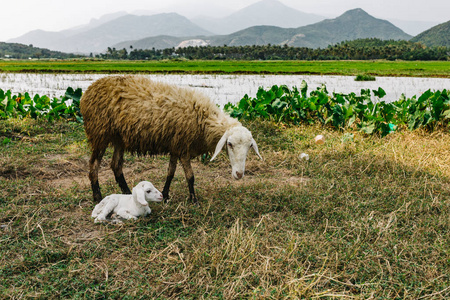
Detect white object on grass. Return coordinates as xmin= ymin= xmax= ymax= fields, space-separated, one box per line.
xmin=299 ymin=153 xmax=309 ymax=160
xmin=91 ymin=181 xmax=163 ymax=223
xmin=315 ymin=135 xmax=325 ymax=144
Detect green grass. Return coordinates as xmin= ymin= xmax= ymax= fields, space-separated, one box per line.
xmin=1 ymin=118 xmax=449 ymax=298
xmin=0 ymin=59 xmax=449 ymax=77
xmin=355 ymin=74 xmax=376 ymax=81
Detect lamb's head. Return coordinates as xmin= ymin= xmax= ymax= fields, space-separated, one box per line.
xmin=132 ymin=181 xmax=164 ymax=205
xmin=210 ymin=126 xmax=263 ymax=180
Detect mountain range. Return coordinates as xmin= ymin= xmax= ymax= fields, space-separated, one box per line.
xmin=9 ymin=13 xmax=211 ymax=53
xmin=7 ymin=0 xmax=448 ymax=54
xmin=115 ymin=9 xmax=412 ymax=50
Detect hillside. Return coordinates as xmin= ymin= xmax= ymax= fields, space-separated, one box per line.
xmin=389 ymin=19 xmax=439 ymax=36
xmin=410 ymin=20 xmax=450 ymax=47
xmin=117 ymin=8 xmax=412 ymax=50
xmin=0 ymin=42 xmax=79 ymax=59
xmin=192 ymin=0 xmax=324 ymax=35
xmin=284 ymin=8 xmax=412 ymax=48
xmin=211 ymin=26 xmax=297 ymax=46
xmin=114 ymin=36 xmax=186 ymax=51
xmin=7 ymin=12 xmax=128 ymax=52
xmin=9 ymin=13 xmax=212 ymax=54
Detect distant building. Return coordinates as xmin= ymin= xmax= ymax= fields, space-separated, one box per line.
xmin=176 ymin=39 xmax=209 ymax=49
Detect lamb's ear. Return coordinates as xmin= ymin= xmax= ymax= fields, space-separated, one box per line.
xmin=132 ymin=186 xmax=148 ymax=206
xmin=251 ymin=138 xmax=263 ymax=160
xmin=210 ymin=131 xmax=228 ymax=161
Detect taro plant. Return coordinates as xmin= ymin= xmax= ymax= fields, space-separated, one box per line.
xmin=225 ymin=82 xmax=450 ymax=137
xmin=0 ymin=87 xmax=83 ymax=123
xmin=406 ymin=89 xmax=450 ymax=131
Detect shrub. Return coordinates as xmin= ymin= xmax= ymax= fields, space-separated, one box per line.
xmin=355 ymin=74 xmax=376 ymax=81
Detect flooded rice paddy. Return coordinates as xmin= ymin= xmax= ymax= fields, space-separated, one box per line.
xmin=1 ymin=73 xmax=449 ymax=106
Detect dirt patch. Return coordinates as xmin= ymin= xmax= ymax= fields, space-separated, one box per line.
xmin=50 ymin=176 xmax=90 ymax=190
xmin=6 ymin=150 xmax=309 ymax=194
xmin=60 ymin=227 xmax=105 ymax=246
xmin=188 ymin=159 xmax=310 ymax=189
xmin=0 ymin=166 xmax=31 ymax=179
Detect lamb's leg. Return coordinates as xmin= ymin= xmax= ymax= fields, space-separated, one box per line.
xmin=162 ymin=155 xmax=178 ymax=202
xmin=89 ymin=147 xmax=106 ymax=202
xmin=94 ymin=196 xmax=118 ymax=222
xmin=91 ymin=200 xmax=106 ymax=218
xmin=180 ymin=156 xmax=198 ymax=204
xmin=111 ymin=143 xmax=131 ymax=194
xmin=115 ymin=208 xmax=138 ymax=220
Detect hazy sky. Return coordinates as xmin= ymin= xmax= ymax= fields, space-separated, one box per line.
xmin=1 ymin=0 xmax=448 ymax=42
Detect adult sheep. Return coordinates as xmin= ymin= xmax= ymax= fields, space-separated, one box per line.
xmin=80 ymin=75 xmax=262 ymax=203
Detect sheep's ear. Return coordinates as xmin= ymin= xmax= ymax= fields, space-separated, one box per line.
xmin=210 ymin=131 xmax=228 ymax=161
xmin=251 ymin=138 xmax=263 ymax=160
xmin=132 ymin=186 xmax=148 ymax=206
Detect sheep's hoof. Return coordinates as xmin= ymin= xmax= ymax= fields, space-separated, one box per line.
xmin=163 ymin=194 xmax=171 ymax=204
xmin=190 ymin=195 xmax=199 ymax=206
xmin=93 ymin=195 xmax=103 ymax=203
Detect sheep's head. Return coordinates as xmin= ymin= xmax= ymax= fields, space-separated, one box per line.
xmin=210 ymin=126 xmax=263 ymax=180
xmin=133 ymin=181 xmax=164 ymax=205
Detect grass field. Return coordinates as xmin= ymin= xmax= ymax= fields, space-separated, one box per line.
xmin=0 ymin=59 xmax=449 ymax=77
xmin=1 ymin=118 xmax=449 ymax=298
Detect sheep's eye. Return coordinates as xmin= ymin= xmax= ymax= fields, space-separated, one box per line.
xmin=146 ymin=190 xmax=151 ymax=193
xmin=227 ymin=142 xmax=233 ymax=148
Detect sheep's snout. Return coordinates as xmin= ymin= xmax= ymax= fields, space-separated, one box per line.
xmin=230 ymin=157 xmax=247 ymax=180
xmin=234 ymin=171 xmax=244 ymax=180
xmin=232 ymin=169 xmax=244 ymax=180
xmin=155 ymin=193 xmax=164 ymax=202
xmin=148 ymin=189 xmax=163 ymax=202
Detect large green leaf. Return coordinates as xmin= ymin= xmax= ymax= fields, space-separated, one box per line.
xmin=272 ymin=99 xmax=288 ymax=110
xmin=299 ymin=80 xmax=308 ymax=98
xmin=373 ymin=87 xmax=386 ymax=98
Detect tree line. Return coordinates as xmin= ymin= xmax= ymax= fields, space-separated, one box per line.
xmin=98 ymin=39 xmax=449 ymax=61
xmin=2 ymin=38 xmax=448 ymax=61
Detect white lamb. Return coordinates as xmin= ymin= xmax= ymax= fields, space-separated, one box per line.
xmin=91 ymin=181 xmax=163 ymax=223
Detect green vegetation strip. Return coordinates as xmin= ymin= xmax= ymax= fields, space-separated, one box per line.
xmin=2 ymin=83 xmax=449 ymax=143
xmin=225 ymin=83 xmax=450 ymax=136
xmin=0 ymin=60 xmax=449 ymax=77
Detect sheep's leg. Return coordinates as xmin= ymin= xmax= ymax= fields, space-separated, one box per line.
xmin=111 ymin=144 xmax=131 ymax=194
xmin=180 ymin=156 xmax=198 ymax=204
xmin=162 ymin=155 xmax=178 ymax=202
xmin=89 ymin=147 xmax=106 ymax=202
